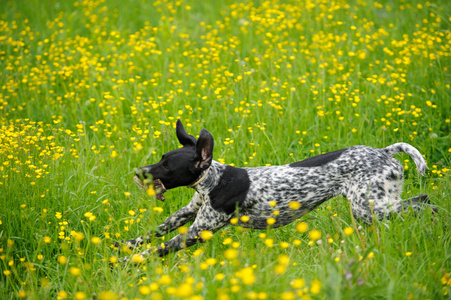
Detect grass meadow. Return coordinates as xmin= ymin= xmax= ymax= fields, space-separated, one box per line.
xmin=1 ymin=0 xmax=451 ymax=299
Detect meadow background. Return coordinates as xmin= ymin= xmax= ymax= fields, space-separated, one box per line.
xmin=1 ymin=0 xmax=450 ymax=299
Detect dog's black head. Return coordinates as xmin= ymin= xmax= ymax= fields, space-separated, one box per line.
xmin=136 ymin=120 xmax=214 ymax=189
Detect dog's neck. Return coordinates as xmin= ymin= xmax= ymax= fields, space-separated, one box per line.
xmin=189 ymin=160 xmax=227 ymax=192
xmin=187 ymin=166 xmax=211 ymax=189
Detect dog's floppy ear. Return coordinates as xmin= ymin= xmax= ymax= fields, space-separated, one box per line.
xmin=194 ymin=128 xmax=214 ymax=169
xmin=176 ymin=119 xmax=196 ymax=147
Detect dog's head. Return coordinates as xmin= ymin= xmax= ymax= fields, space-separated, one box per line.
xmin=136 ymin=120 xmax=214 ymax=190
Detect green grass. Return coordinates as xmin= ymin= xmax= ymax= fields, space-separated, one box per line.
xmin=1 ymin=0 xmax=450 ymax=299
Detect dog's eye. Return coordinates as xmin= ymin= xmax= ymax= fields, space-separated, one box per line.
xmin=162 ymin=161 xmax=170 ymax=171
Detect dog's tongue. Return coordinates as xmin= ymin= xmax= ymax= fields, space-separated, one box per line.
xmin=133 ymin=176 xmax=166 ymax=201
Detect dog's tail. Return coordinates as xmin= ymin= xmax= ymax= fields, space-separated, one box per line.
xmin=382 ymin=143 xmax=427 ymax=175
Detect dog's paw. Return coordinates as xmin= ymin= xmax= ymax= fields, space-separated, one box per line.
xmin=430 ymin=204 xmax=438 ymax=214
xmin=418 ymin=194 xmax=430 ymax=204
xmin=416 ymin=194 xmax=438 ymax=215
xmin=109 ymin=256 xmax=128 ymax=270
xmin=112 ymin=240 xmax=135 ymax=254
xmin=110 ymin=254 xmax=149 ymax=270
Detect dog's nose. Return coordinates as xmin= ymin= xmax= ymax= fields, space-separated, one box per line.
xmin=134 ymin=167 xmax=147 ymax=179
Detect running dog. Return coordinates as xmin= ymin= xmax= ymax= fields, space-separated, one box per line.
xmin=115 ymin=120 xmax=432 ymax=262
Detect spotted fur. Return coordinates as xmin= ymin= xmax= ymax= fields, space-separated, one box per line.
xmin=115 ymin=121 xmax=433 ymax=264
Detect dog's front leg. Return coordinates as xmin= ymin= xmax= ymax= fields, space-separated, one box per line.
xmin=115 ymin=193 xmax=203 ymax=251
xmin=123 ymin=202 xmax=230 ymax=263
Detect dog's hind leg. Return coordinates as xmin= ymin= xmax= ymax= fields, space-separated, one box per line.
xmin=343 ymin=173 xmax=407 ymax=223
xmin=345 ymin=191 xmax=434 ymax=224
xmin=342 ymin=179 xmax=374 ymax=224
xmin=114 ymin=193 xmax=203 ymax=251
xmin=371 ymin=167 xmax=434 ymax=219
xmin=382 ymin=194 xmax=437 ymax=217
xmin=347 ymin=174 xmax=434 ymax=223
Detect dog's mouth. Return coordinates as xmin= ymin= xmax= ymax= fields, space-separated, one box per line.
xmin=133 ymin=176 xmax=167 ymax=202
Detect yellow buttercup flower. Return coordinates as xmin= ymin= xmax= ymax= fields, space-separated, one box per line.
xmin=73 ymin=232 xmax=85 ymax=242
xmin=159 ymin=275 xmax=171 ymax=285
xmin=224 ymin=248 xmax=238 ymax=260
xmin=131 ymin=254 xmax=146 ymax=263
xmin=343 ymin=227 xmax=354 ymax=236
xmin=295 ymin=222 xmax=309 ymax=233
xmin=146 ymin=186 xmax=156 ymax=196
xmin=310 ymin=279 xmax=322 ymax=294
xmin=288 ymin=201 xmax=301 ymax=210
xmin=266 ymin=217 xmax=276 ymax=225
xmin=57 ymin=256 xmax=67 ymax=265
xmin=222 ymin=237 xmax=232 ymax=245
xmin=178 ymin=226 xmax=188 ymax=234
xmin=193 ymin=249 xmax=203 ymax=257
xmin=98 ymin=291 xmax=118 ymax=300
xmin=240 ymin=215 xmax=250 ymax=222
xmin=200 ymin=230 xmax=214 ymax=241
xmin=74 ymin=291 xmax=86 ymax=300
xmin=264 ymin=239 xmax=274 ymax=248
xmin=139 ymin=286 xmax=151 ymax=295
xmin=69 ymin=267 xmax=81 ymax=276
xmin=278 ymin=254 xmax=290 ymax=265
xmin=176 ymin=283 xmax=193 ymax=297
xmin=215 ymin=273 xmax=225 ymax=281
xmin=58 ymin=291 xmax=68 ymax=299
xmin=236 ymin=267 xmax=256 ymax=285
xmin=274 ymin=264 xmax=286 ymax=275
xmin=290 ymin=278 xmax=306 ymax=289
xmin=308 ymin=229 xmax=321 ymax=241
xmin=18 ymin=290 xmax=27 ymax=298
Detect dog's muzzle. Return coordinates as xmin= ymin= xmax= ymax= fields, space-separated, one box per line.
xmin=133 ymin=175 xmax=166 ymax=201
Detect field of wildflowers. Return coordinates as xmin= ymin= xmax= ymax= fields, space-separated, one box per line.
xmin=1 ymin=0 xmax=450 ymax=299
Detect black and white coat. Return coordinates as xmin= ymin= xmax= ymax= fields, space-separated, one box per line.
xmin=116 ymin=120 xmax=431 ymax=262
